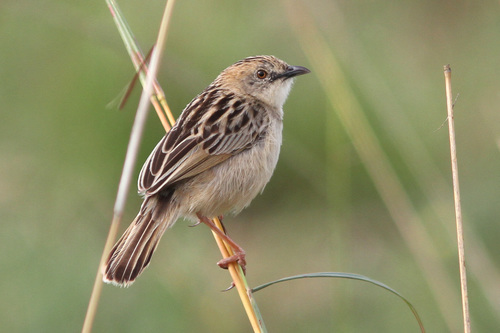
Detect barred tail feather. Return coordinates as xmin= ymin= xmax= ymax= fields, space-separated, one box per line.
xmin=103 ymin=195 xmax=177 ymax=287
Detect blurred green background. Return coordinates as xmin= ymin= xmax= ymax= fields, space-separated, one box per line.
xmin=2 ymin=0 xmax=500 ymax=332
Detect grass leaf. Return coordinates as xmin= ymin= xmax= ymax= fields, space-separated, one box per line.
xmin=253 ymin=272 xmax=425 ymax=333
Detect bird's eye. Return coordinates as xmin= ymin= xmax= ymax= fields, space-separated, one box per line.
xmin=256 ymin=70 xmax=268 ymax=79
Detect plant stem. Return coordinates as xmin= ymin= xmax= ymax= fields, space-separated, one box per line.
xmin=82 ymin=1 xmax=176 ymax=332
xmin=444 ymin=65 xmax=471 ymax=333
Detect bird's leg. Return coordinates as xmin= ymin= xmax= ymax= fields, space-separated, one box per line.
xmin=196 ymin=213 xmax=246 ymax=273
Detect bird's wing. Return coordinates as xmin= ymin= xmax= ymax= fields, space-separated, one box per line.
xmin=138 ymin=90 xmax=268 ymax=196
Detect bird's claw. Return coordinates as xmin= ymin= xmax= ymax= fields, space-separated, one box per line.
xmin=217 ymin=251 xmax=247 ymax=275
xmin=222 ymin=282 xmax=236 ymax=292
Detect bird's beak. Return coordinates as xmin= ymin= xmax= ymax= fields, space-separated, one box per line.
xmin=279 ymin=65 xmax=311 ymax=79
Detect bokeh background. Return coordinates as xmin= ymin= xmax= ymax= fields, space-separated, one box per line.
xmin=2 ymin=0 xmax=500 ymax=332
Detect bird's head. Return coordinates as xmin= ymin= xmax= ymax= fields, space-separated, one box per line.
xmin=215 ymin=55 xmax=310 ymax=109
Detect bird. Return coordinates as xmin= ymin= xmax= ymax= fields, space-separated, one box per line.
xmin=103 ymin=55 xmax=310 ymax=287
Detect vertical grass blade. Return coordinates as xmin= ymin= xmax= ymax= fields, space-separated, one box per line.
xmin=82 ymin=1 xmax=176 ymax=332
xmin=444 ymin=65 xmax=471 ymax=333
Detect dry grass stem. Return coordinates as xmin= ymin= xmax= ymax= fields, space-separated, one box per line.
xmin=108 ymin=0 xmax=173 ymax=132
xmin=211 ymin=217 xmax=265 ymax=332
xmin=443 ymin=65 xmax=471 ymax=333
xmin=82 ymin=1 xmax=176 ymax=332
xmin=82 ymin=216 xmax=121 ymax=333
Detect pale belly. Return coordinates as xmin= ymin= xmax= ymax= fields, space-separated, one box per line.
xmin=174 ymin=121 xmax=282 ymax=218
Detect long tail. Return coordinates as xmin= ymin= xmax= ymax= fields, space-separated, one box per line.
xmin=103 ymin=194 xmax=178 ymax=287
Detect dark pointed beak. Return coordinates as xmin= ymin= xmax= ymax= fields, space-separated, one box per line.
xmin=280 ymin=65 xmax=311 ymax=79
xmin=273 ymin=65 xmax=310 ymax=81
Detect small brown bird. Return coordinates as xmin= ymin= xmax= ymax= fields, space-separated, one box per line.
xmin=103 ymin=55 xmax=310 ymax=286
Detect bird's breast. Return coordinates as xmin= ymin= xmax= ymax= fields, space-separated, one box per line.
xmin=176 ymin=118 xmax=283 ymax=218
